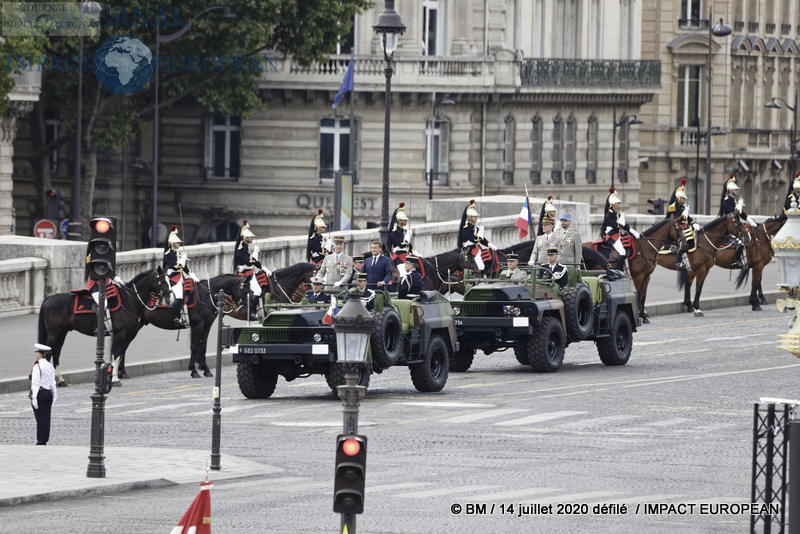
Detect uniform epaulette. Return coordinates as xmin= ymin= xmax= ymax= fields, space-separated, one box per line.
xmin=667 ymin=203 xmax=676 ymax=213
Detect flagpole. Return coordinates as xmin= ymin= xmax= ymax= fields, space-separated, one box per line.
xmin=348 ymin=15 xmax=356 ymax=190
xmin=524 ymin=184 xmax=533 ymax=241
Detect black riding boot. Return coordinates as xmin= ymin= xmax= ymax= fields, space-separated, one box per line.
xmin=249 ymin=295 xmax=260 ymax=321
xmin=732 ymin=245 xmax=744 ymax=269
xmin=172 ymin=299 xmax=188 ymax=328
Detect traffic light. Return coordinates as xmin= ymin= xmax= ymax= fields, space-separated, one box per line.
xmin=86 ymin=216 xmax=116 ymax=280
xmin=44 ymin=189 xmax=65 ymax=220
xmin=647 ymin=198 xmax=664 ymax=215
xmin=333 ymin=434 xmax=367 ymax=514
xmin=99 ymin=362 xmax=114 ymax=394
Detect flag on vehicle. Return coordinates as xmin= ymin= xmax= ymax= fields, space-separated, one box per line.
xmin=515 ymin=186 xmax=534 ymax=238
xmin=323 ymin=299 xmax=339 ymax=326
xmin=332 ymin=59 xmax=354 ymax=109
xmin=170 ymin=480 xmax=213 ymax=534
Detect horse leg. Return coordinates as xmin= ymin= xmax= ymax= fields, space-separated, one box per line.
xmin=50 ymin=330 xmax=69 ymax=387
xmin=200 ymin=322 xmax=213 ymax=377
xmin=683 ymin=273 xmax=694 ymax=313
xmin=692 ymin=272 xmax=706 ymax=317
xmin=751 ymin=264 xmax=763 ymax=311
xmin=639 ymin=273 xmax=651 ymax=324
xmin=188 ymin=323 xmax=201 ymax=378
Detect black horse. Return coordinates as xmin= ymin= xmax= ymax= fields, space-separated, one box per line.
xmin=226 ymin=262 xmax=317 ymax=319
xmin=418 ymin=250 xmax=467 ymax=293
xmin=37 ymin=268 xmax=170 ymax=385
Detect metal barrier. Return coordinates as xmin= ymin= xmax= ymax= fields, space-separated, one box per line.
xmin=751 ymin=398 xmax=794 ymax=533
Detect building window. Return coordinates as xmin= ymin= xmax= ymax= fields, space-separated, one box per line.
xmin=206 ymin=115 xmax=240 ymax=180
xmin=426 ymin=118 xmax=449 ymax=185
xmin=423 ymin=0 xmax=444 ymax=56
xmin=44 ymin=110 xmax=59 ymax=175
xmin=618 ymin=122 xmax=629 ymax=184
xmin=503 ymin=115 xmax=515 ymax=185
xmin=553 ymin=0 xmax=579 ymax=58
xmin=320 ymin=118 xmax=355 ymax=182
xmin=531 ymin=116 xmax=542 ymax=184
xmin=680 ymin=0 xmax=702 ymax=23
xmin=586 ymin=115 xmax=598 ymax=184
xmin=677 ymin=65 xmax=701 ymax=128
xmin=335 ymin=15 xmax=356 ymax=55
xmin=564 ymin=115 xmax=576 ymax=184
xmin=552 ymin=115 xmax=563 ymax=184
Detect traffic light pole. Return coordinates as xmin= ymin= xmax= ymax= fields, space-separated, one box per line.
xmin=87 ymin=282 xmax=107 ymax=478
xmin=338 ymin=371 xmax=366 ymax=534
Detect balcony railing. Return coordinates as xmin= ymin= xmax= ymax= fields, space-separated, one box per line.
xmin=678 ymin=18 xmax=709 ymax=30
xmin=766 ymin=22 xmax=776 ymax=34
xmin=782 ymin=24 xmax=792 ymax=35
xmin=749 ymin=22 xmax=760 ymax=32
xmin=520 ymin=59 xmax=661 ymax=88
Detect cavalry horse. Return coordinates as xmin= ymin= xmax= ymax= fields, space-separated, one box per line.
xmin=231 ymin=262 xmax=317 ymax=319
xmin=666 ymin=213 xmax=750 ymax=316
xmin=730 ymin=215 xmax=787 ymax=310
xmin=37 ymin=268 xmax=170 ymax=385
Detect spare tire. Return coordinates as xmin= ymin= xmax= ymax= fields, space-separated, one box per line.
xmin=562 ymin=284 xmax=594 ymax=341
xmin=370 ymin=308 xmax=403 ymax=370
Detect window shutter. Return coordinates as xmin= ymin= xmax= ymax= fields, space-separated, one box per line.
xmin=438 ymin=119 xmax=449 ymax=183
xmin=203 ymin=116 xmax=212 ymax=179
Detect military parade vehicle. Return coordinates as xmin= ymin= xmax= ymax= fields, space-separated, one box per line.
xmin=451 ymin=267 xmax=639 ymax=372
xmin=223 ymin=290 xmax=455 ymax=398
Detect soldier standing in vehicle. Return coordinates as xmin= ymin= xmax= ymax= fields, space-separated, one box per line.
xmin=317 ymin=235 xmax=353 ymax=287
xmin=554 ymin=213 xmax=582 ymax=268
xmin=398 ymin=255 xmax=423 ymax=299
xmin=528 ymin=216 xmax=560 ymax=266
xmin=458 ymin=200 xmax=496 ymax=276
xmin=499 ymin=253 xmax=528 ymax=281
xmin=355 ymin=272 xmax=375 ymax=311
xmin=306 ymin=209 xmax=331 ymax=268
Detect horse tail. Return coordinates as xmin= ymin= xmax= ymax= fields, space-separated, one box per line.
xmin=677 ymin=270 xmax=688 ymax=291
xmin=735 ymin=266 xmax=751 ymax=290
xmin=37 ymin=298 xmax=48 ymax=344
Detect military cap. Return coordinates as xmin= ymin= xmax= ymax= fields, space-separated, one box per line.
xmin=355 ymin=272 xmax=367 ymax=281
xmin=507 ymin=253 xmax=519 ymax=260
xmin=546 ymin=247 xmax=559 ymax=255
xmin=333 ymin=235 xmax=345 ymax=243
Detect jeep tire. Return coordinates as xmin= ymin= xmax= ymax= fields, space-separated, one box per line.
xmin=325 ymin=363 xmax=371 ymax=395
xmin=410 ymin=335 xmax=450 ymax=392
xmin=370 ymin=309 xmax=403 ymax=370
xmin=450 ymin=343 xmax=475 ymax=372
xmin=528 ymin=316 xmax=566 ymax=372
xmin=562 ymin=284 xmax=594 ymax=341
xmin=596 ymin=311 xmax=633 ymax=366
xmin=236 ymin=362 xmax=279 ymax=399
xmin=513 ymin=342 xmax=529 ymax=365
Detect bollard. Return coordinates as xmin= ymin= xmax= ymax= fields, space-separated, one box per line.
xmin=210 ymin=290 xmax=226 ymax=470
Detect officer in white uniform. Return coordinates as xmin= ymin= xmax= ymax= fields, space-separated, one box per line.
xmin=30 ymin=343 xmax=57 ymax=445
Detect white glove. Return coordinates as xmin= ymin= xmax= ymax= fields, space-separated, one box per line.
xmin=618 ymin=213 xmax=626 ymax=227
xmin=406 ymin=227 xmax=413 ymax=239
xmin=684 ymin=204 xmax=691 ymax=216
xmin=333 ymin=281 xmax=342 ymax=287
xmin=190 ymin=272 xmax=200 ymax=282
xmin=604 ymin=226 xmax=613 ymax=235
xmin=746 ymin=217 xmax=756 ymax=227
xmin=113 ymin=275 xmax=123 ymax=284
xmin=528 ymin=258 xmax=536 ymax=266
xmin=477 ymin=225 xmax=486 ymax=239
xmin=32 ymin=397 xmax=38 ymax=410
xmin=735 ymin=198 xmax=744 ymax=212
xmin=692 ymin=223 xmax=701 ymax=231
xmin=630 ymin=229 xmax=640 ymax=239
xmin=262 ymin=267 xmax=272 ymax=276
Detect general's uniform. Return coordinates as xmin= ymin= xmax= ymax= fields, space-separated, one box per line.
xmin=554 ymin=225 xmax=582 ymax=267
xmin=30 ymin=344 xmax=56 ymax=445
xmin=317 ymin=249 xmax=353 ymax=287
xmin=398 ymin=268 xmax=423 ymax=299
xmin=529 ymin=231 xmax=560 ymax=265
xmin=499 ymin=268 xmax=528 ymax=282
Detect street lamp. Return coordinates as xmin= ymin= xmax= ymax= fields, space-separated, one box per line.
xmin=69 ymin=1 xmax=101 ymax=241
xmin=610 ymin=108 xmax=642 ymax=189
xmin=151 ymin=6 xmax=237 ymax=247
xmin=765 ymin=93 xmax=799 ymax=195
xmin=332 ymin=290 xmax=375 ymax=534
xmin=428 ymin=92 xmax=455 ymax=200
xmin=694 ymin=126 xmax=725 ymax=210
xmin=703 ymin=14 xmax=732 ymax=215
xmin=373 ymin=0 xmax=406 ymax=249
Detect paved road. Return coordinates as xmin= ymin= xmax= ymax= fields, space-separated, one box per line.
xmin=0 ymin=261 xmax=779 ymax=382
xmin=0 ymin=305 xmax=794 ymax=533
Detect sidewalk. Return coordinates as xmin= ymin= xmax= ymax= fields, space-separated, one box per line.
xmin=0 ymin=444 xmax=282 ymax=507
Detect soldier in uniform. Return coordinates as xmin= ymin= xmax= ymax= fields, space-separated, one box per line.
xmin=499 ymin=253 xmax=528 ymax=282
xmin=163 ymin=226 xmax=195 ymax=327
xmin=386 ymin=202 xmax=414 ymax=278
xmin=398 ymin=255 xmax=423 ymax=299
xmin=554 ymin=213 xmax=582 ymax=267
xmin=306 ymin=209 xmax=331 ymax=268
xmin=233 ymin=221 xmax=271 ymax=320
xmin=600 ymin=188 xmax=640 ymax=266
xmin=718 ymin=175 xmax=756 ymax=268
xmin=351 ymin=253 xmax=366 ymax=282
xmin=317 ymin=235 xmax=353 ymax=287
xmin=664 ymin=179 xmax=699 ymax=271
xmin=537 ymin=196 xmax=557 ymax=236
xmin=305 ymin=276 xmax=331 ymax=304
xmin=543 ymin=247 xmax=568 ymax=289
xmin=785 ymin=174 xmax=800 ymax=212
xmin=355 ymin=272 xmax=375 ymax=311
xmin=528 ymin=216 xmax=560 ymax=266
xmin=457 ymin=200 xmax=496 ymax=276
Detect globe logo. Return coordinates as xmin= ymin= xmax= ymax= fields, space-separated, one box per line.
xmin=34 ymin=14 xmax=57 ymax=36
xmin=94 ymin=35 xmax=153 ymax=95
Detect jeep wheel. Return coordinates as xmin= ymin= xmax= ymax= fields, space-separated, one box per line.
xmin=562 ymin=284 xmax=594 ymax=341
xmin=325 ymin=363 xmax=371 ymax=395
xmin=596 ymin=311 xmax=633 ymax=366
xmin=370 ymin=309 xmax=403 ymax=370
xmin=450 ymin=344 xmax=475 ymax=372
xmin=236 ymin=362 xmax=279 ymax=399
xmin=513 ymin=342 xmax=529 ymax=365
xmin=528 ymin=316 xmax=565 ymax=372
xmin=410 ymin=335 xmax=450 ymax=392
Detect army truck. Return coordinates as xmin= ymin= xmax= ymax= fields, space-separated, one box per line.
xmin=224 ymin=290 xmax=455 ymax=398
xmin=451 ymin=268 xmax=639 ymax=372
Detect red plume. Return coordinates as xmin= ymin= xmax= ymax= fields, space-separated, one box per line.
xmin=680 ymin=178 xmax=686 ymax=186
xmin=469 ymin=199 xmax=474 ymax=203
xmin=547 ymin=195 xmax=553 ymax=201
xmin=729 ymin=174 xmax=735 ymax=179
xmin=399 ymin=202 xmax=405 ymax=208
xmin=171 ymin=225 xmax=178 ymax=231
xmin=318 ymin=209 xmax=323 ymax=215
xmin=242 ymin=220 xmax=247 ymax=225
xmin=608 ymin=187 xmax=615 ymax=193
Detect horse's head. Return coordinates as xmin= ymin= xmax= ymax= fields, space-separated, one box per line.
xmin=154 ymin=266 xmax=172 ymax=303
xmin=667 ymin=218 xmax=685 ymax=245
xmin=729 ymin=212 xmax=751 ymax=245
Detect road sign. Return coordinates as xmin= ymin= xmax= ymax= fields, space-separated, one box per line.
xmin=60 ymin=218 xmax=69 ymax=238
xmin=33 ymin=219 xmax=57 ymax=239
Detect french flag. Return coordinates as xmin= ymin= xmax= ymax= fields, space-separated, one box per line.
xmin=514 ymin=196 xmax=533 ymax=238
xmin=323 ymin=300 xmax=339 ymax=326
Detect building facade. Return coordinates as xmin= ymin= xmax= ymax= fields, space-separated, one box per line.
xmin=639 ymin=0 xmax=800 ymax=216
xmin=11 ymin=0 xmax=659 ymax=247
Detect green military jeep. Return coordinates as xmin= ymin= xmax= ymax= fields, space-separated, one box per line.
xmin=452 ymin=268 xmax=639 ymax=372
xmin=224 ymin=290 xmax=455 ymax=398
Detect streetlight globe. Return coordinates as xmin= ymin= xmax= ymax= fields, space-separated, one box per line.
xmin=382 ymin=32 xmax=399 ymax=56
xmin=765 ymin=98 xmax=781 ymax=109
xmin=373 ymin=0 xmax=406 ymax=59
xmin=629 ymin=115 xmax=643 ymax=125
xmin=712 ymin=19 xmax=733 ymax=37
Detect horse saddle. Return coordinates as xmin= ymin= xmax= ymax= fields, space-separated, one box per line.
xmin=592 ymin=237 xmax=637 ymax=260
xmin=237 ymin=269 xmax=270 ymax=289
xmin=70 ymin=284 xmax=121 ymax=315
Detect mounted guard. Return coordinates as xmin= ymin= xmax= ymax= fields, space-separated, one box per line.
xmin=537 ymin=196 xmax=557 ymax=236
xmin=233 ymin=221 xmax=271 ymax=320
xmin=306 ymin=209 xmax=331 ymax=268
xmin=663 ymin=179 xmax=698 ymax=271
xmin=457 ymin=200 xmax=496 ymax=276
xmin=162 ymin=226 xmax=194 ymax=327
xmin=386 ymin=202 xmax=414 ymax=278
xmin=718 ymin=175 xmax=756 ymax=268
xmin=599 ymin=188 xmax=640 ymax=267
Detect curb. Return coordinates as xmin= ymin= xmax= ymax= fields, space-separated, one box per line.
xmin=0 ymin=478 xmax=175 ymax=507
xmin=644 ymin=291 xmax=781 ymax=318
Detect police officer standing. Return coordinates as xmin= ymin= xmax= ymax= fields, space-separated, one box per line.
xmin=30 ymin=344 xmax=57 ymax=445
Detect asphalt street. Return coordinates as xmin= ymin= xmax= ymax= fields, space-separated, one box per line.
xmin=0 ymin=305 xmax=795 ymax=533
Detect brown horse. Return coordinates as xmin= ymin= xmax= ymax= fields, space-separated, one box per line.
xmin=726 ymin=215 xmax=787 ymax=311
xmin=662 ymin=213 xmax=750 ymax=316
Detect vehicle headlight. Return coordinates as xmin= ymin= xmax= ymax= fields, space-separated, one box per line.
xmin=453 ymin=306 xmax=460 ymax=315
xmin=250 ymin=332 xmax=260 ymax=342
xmin=313 ymin=333 xmax=322 ymax=342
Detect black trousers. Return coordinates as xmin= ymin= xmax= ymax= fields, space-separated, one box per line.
xmin=33 ymin=388 xmax=53 ymax=445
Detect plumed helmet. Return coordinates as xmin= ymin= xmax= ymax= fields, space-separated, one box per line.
xmin=313 ymin=209 xmax=327 ymax=228
xmin=543 ymin=195 xmax=556 ymax=213
xmin=395 ymin=202 xmax=409 ymax=221
xmin=167 ymin=226 xmax=182 ymax=244
xmin=608 ymin=190 xmax=623 ymax=205
xmin=793 ymin=173 xmax=800 ymax=189
xmin=726 ymin=175 xmax=740 ymax=191
xmin=240 ymin=220 xmax=256 ymax=239
xmin=465 ymin=200 xmax=479 ymax=217
xmin=675 ymin=178 xmax=687 ymax=200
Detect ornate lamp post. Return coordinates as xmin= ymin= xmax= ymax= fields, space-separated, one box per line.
xmin=703 ymin=14 xmax=732 ymax=215
xmin=373 ymin=0 xmax=406 ymax=248
xmin=765 ymin=92 xmax=798 ymax=193
xmin=332 ymin=290 xmax=375 ymax=534
xmin=775 ymin=202 xmax=800 ymax=357
xmin=610 ymin=109 xmax=642 ymax=189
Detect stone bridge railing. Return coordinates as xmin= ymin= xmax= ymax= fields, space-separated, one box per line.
xmin=0 ymin=257 xmax=47 ymax=316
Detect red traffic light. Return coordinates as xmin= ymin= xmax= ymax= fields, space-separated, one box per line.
xmin=94 ymin=219 xmax=111 ymax=233
xmin=341 ymin=438 xmax=361 ymax=456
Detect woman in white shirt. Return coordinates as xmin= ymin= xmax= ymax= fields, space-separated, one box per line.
xmin=30 ymin=343 xmax=57 ymax=445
